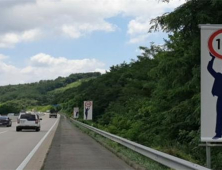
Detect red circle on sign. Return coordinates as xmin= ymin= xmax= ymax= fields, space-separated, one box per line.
xmin=208 ymin=29 xmax=222 ymax=59
xmin=85 ymin=101 xmax=91 ymax=107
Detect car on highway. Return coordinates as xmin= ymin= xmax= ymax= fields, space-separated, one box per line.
xmin=49 ymin=112 xmax=57 ymax=118
xmin=16 ymin=113 xmax=42 ymax=132
xmin=0 ymin=116 xmax=12 ymax=127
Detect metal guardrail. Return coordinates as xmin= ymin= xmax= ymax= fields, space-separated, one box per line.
xmin=71 ymin=119 xmax=210 ymax=170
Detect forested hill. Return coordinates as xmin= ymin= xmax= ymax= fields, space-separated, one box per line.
xmin=0 ymin=72 xmax=101 ymax=114
xmin=56 ymin=1 xmax=222 ymax=169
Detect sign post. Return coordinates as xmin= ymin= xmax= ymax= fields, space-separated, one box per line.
xmin=206 ymin=144 xmax=211 ymax=169
xmin=200 ymin=24 xmax=222 ymax=168
xmin=83 ymin=101 xmax=93 ymax=120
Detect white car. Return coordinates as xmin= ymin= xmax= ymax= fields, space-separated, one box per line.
xmin=16 ymin=113 xmax=42 ymax=132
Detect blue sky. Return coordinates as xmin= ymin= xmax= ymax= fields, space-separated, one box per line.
xmin=0 ymin=0 xmax=185 ymax=85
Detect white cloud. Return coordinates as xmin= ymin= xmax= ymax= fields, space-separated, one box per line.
xmin=62 ymin=25 xmax=82 ymax=39
xmin=95 ymin=68 xmax=106 ymax=74
xmin=128 ymin=34 xmax=149 ymax=44
xmin=0 ymin=29 xmax=41 ymax=48
xmin=21 ymin=29 xmax=41 ymax=41
xmin=128 ymin=19 xmax=151 ymax=35
xmin=0 ymin=54 xmax=9 ymax=60
xmin=0 ymin=33 xmax=19 ymax=48
xmin=0 ymin=0 xmax=185 ymax=47
xmin=0 ymin=61 xmax=20 ymax=85
xmin=61 ymin=23 xmax=116 ymax=38
xmin=0 ymin=53 xmax=106 ymax=85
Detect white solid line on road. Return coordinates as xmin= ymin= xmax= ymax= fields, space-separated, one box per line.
xmin=0 ymin=131 xmax=8 ymax=134
xmin=16 ymin=115 xmax=60 ymax=170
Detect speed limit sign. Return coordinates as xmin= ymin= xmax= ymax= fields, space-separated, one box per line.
xmin=208 ymin=29 xmax=222 ymax=59
xmin=85 ymin=101 xmax=92 ymax=107
xmin=200 ymin=25 xmax=222 ymax=142
xmin=84 ymin=101 xmax=93 ymax=120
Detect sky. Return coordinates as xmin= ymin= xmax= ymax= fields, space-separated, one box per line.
xmin=0 ymin=0 xmax=185 ymax=86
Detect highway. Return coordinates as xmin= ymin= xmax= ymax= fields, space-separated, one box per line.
xmin=0 ymin=113 xmax=59 ymax=170
xmin=0 ymin=114 xmax=134 ymax=170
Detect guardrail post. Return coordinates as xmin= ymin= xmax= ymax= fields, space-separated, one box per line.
xmin=206 ymin=142 xmax=211 ymax=169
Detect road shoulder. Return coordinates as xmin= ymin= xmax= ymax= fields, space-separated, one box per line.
xmin=42 ymin=114 xmax=134 ymax=170
xmin=24 ymin=116 xmax=60 ymax=170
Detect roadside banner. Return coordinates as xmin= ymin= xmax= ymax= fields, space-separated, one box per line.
xmin=84 ymin=101 xmax=93 ymax=120
xmin=73 ymin=107 xmax=79 ymax=118
xmin=200 ymin=24 xmax=222 ymax=141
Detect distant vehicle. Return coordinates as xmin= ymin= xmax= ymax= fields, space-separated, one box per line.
xmin=49 ymin=112 xmax=57 ymax=118
xmin=0 ymin=116 xmax=12 ymax=127
xmin=16 ymin=113 xmax=42 ymax=132
xmin=7 ymin=113 xmax=15 ymax=116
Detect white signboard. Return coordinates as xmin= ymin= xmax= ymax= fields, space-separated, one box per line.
xmin=84 ymin=101 xmax=93 ymax=120
xmin=200 ymin=25 xmax=222 ymax=141
xmin=73 ymin=107 xmax=79 ymax=118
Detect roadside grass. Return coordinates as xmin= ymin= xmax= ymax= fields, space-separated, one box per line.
xmin=28 ymin=105 xmax=52 ymax=112
xmin=69 ymin=118 xmax=170 ymax=170
xmin=50 ymin=81 xmax=81 ymax=93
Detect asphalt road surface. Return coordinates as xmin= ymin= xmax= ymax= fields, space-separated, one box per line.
xmin=42 ymin=115 xmax=134 ymax=170
xmin=0 ymin=113 xmax=59 ymax=170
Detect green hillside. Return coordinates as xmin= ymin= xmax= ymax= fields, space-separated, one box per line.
xmin=0 ymin=72 xmax=101 ymax=114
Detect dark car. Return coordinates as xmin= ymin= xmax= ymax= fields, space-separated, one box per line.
xmin=0 ymin=116 xmax=12 ymax=127
xmin=49 ymin=112 xmax=57 ymax=118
